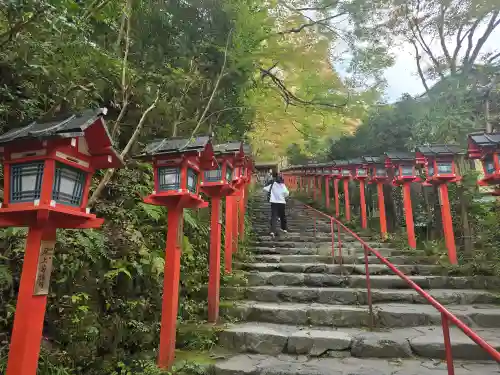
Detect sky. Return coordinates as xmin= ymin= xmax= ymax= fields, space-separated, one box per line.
xmin=378 ymin=27 xmax=500 ymax=103
xmin=327 ymin=14 xmax=500 ymax=103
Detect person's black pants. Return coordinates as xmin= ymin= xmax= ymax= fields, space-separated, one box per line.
xmin=270 ymin=203 xmax=287 ymax=233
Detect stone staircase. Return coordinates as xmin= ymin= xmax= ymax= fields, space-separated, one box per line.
xmin=213 ymin=193 xmax=500 ymax=374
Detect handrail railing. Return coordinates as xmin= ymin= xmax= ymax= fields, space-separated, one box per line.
xmin=301 ymin=202 xmax=500 ymax=373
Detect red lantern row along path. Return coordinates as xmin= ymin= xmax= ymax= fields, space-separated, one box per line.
xmin=0 ymin=109 xmax=253 ymax=374
xmin=139 ymin=137 xmax=252 ymax=368
xmin=282 ymin=139 xmax=500 ymax=266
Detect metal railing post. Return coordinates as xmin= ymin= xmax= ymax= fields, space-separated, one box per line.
xmin=363 ymin=244 xmax=375 ymax=330
xmin=337 ymin=222 xmax=343 ymax=270
xmin=442 ymin=314 xmax=455 ymax=375
xmin=330 ymin=218 xmax=335 ymax=257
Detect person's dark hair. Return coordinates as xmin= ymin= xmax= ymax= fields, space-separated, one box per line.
xmin=275 ymin=175 xmax=284 ymax=183
xmin=273 ymin=172 xmax=279 ymax=179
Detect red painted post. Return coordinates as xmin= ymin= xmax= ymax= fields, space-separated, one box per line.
xmin=402 ymin=183 xmax=416 ymax=249
xmin=208 ymin=197 xmax=222 ymax=323
xmin=325 ymin=177 xmax=330 ymax=209
xmin=238 ymin=186 xmax=246 ymax=241
xmin=343 ymin=179 xmax=351 ymax=221
xmin=6 ymin=226 xmax=56 ymax=375
xmin=376 ymin=183 xmax=388 ymax=239
xmin=233 ymin=190 xmax=241 ymax=253
xmin=359 ymin=180 xmax=367 ymax=229
xmin=439 ymin=184 xmax=457 ymax=264
xmin=334 ymin=179 xmax=340 ymax=217
xmin=313 ymin=176 xmax=317 ymax=201
xmin=224 ymin=196 xmax=234 ymax=273
xmin=158 ymin=207 xmax=183 ymax=368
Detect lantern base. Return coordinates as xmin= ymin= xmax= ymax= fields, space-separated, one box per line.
xmin=200 ymin=184 xmax=237 ymax=197
xmin=478 ymin=174 xmax=500 ymax=186
xmin=143 ymin=191 xmax=206 ymax=209
xmin=0 ymin=204 xmax=104 ymax=229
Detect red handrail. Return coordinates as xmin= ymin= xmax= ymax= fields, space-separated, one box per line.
xmin=301 ymin=202 xmax=500 ymax=372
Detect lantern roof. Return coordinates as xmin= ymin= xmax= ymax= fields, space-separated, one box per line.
xmin=348 ymin=158 xmax=363 ymax=166
xmin=0 ymin=108 xmax=108 ymax=143
xmin=0 ymin=107 xmax=123 ymax=168
xmin=214 ymin=141 xmax=243 ymax=155
xmin=333 ymin=159 xmax=349 ymax=167
xmin=362 ymin=156 xmax=383 ymax=164
xmin=416 ymin=144 xmax=463 ymax=156
xmin=468 ymin=132 xmax=500 ymax=148
xmin=384 ymin=151 xmax=415 ymax=162
xmin=139 ymin=136 xmax=212 ymax=158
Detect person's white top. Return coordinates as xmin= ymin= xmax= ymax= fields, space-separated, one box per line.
xmin=263 ymin=182 xmax=289 ymax=204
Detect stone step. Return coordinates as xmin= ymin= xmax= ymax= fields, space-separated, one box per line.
xmin=222 ymin=301 xmax=500 ymax=328
xmin=245 ymin=272 xmax=500 ymax=290
xmin=252 ymin=240 xmax=384 ymax=248
xmin=236 ymin=262 xmax=443 ymax=276
xmin=222 ymin=286 xmax=500 ymax=305
xmin=218 ymin=322 xmax=500 ymax=361
xmin=251 ymin=247 xmax=412 ymax=257
xmin=253 ymin=254 xmax=440 ymax=265
xmin=213 ymin=354 xmax=500 ymax=374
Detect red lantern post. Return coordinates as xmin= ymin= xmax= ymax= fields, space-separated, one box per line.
xmin=467 ymin=132 xmax=500 ymax=196
xmin=384 ymin=152 xmax=420 ymax=249
xmin=139 ymin=136 xmax=214 ymax=369
xmin=216 ymin=142 xmax=250 ymax=274
xmin=336 ymin=160 xmax=351 ymax=221
xmin=201 ymin=144 xmax=240 ymax=323
xmin=351 ymin=158 xmax=369 ymax=229
xmin=417 ymin=145 xmax=463 ymax=264
xmin=329 ymin=164 xmax=341 ymax=217
xmin=0 ymin=108 xmax=124 ymax=375
xmin=363 ymin=156 xmax=389 ymax=239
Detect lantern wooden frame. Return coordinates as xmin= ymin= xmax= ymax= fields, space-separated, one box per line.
xmin=416 ymin=145 xmax=463 ymax=185
xmin=139 ymin=137 xmax=214 ymax=209
xmin=384 ymin=152 xmax=420 ymax=186
xmin=467 ymin=132 xmax=500 ymax=188
xmin=0 ymin=108 xmax=123 ymax=229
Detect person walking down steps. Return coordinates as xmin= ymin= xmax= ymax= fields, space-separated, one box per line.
xmin=263 ymin=173 xmax=289 ymax=238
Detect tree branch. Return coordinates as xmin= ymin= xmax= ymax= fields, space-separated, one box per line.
xmin=111 ymin=0 xmax=132 ymax=139
xmin=291 ymin=1 xmax=340 ymax=12
xmin=88 ymin=89 xmax=160 ymax=207
xmin=437 ymin=4 xmax=453 ymax=71
xmin=259 ymin=64 xmax=349 ymax=109
xmin=180 ymin=28 xmax=233 ymax=148
xmin=463 ymin=18 xmax=483 ymax=66
xmin=0 ymin=7 xmax=46 ymax=47
xmin=276 ymin=13 xmax=347 ymax=35
xmin=467 ymin=11 xmax=500 ymax=67
xmin=487 ymin=51 xmax=500 ymax=63
xmin=410 ymin=40 xmax=429 ymax=93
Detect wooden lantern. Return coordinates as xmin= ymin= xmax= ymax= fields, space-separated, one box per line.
xmin=137 ymin=136 xmax=213 ymax=369
xmin=362 ymin=156 xmax=388 ymax=238
xmin=416 ymin=145 xmax=462 ymax=185
xmin=0 ymin=108 xmax=123 ymax=375
xmin=384 ymin=152 xmax=420 ymax=186
xmin=384 ymin=152 xmax=418 ymax=248
xmin=363 ymin=156 xmax=388 ymax=184
xmin=467 ymin=132 xmax=500 ymax=189
xmin=0 ymin=108 xmax=123 ymax=228
xmin=416 ymin=144 xmax=463 ymax=264
xmin=139 ymin=137 xmax=214 ymax=209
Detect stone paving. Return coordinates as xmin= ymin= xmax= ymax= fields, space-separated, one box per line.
xmin=214 ymin=193 xmax=500 ymax=373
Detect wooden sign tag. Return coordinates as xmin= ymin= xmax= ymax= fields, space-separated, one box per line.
xmin=34 ymin=240 xmax=56 ymax=296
